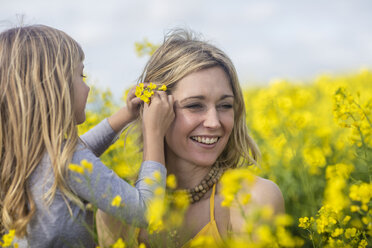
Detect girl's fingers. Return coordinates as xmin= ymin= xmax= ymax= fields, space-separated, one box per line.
xmin=157 ymin=91 xmax=168 ymax=103
xmin=130 ymin=97 xmax=142 ymax=106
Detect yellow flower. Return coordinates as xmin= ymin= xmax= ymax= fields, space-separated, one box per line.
xmin=298 ymin=217 xmax=311 ymax=229
xmin=257 ymin=225 xmax=274 ymax=244
xmin=344 ymin=228 xmax=357 ymax=239
xmin=111 ymin=195 xmax=122 ymax=207
xmin=144 ymin=177 xmax=154 ymax=185
xmin=81 ymin=159 xmax=93 ymax=173
xmin=69 ymin=164 xmax=84 ymax=174
xmin=342 ymin=215 xmax=351 ymax=224
xmin=275 ymin=214 xmax=293 ymax=227
xmin=112 ymin=238 xmax=125 ymax=248
xmin=166 ymin=174 xmax=177 ymax=189
xmin=158 ymin=85 xmax=167 ymax=91
xmin=1 ymin=229 xmax=15 ymax=247
xmin=173 ymin=191 xmax=190 ymax=209
xmin=146 ymin=198 xmax=165 ymax=234
xmin=139 ymin=95 xmax=150 ymax=103
xmin=331 ymin=228 xmax=344 ymax=237
xmin=138 ymin=243 xmax=146 ymax=248
xmin=359 ymin=239 xmax=368 ymax=248
xmin=143 ymin=89 xmax=153 ymax=98
xmin=154 ymin=187 xmax=165 ymax=196
xmin=148 ymin=82 xmax=157 ymax=90
xmin=153 ymin=171 xmax=162 ymax=182
xmin=220 ymin=168 xmax=254 ymax=207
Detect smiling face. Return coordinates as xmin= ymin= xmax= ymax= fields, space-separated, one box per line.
xmin=165 ymin=66 xmax=234 ymax=168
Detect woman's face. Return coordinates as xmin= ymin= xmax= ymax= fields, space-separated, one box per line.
xmin=165 ymin=66 xmax=234 ymax=167
xmin=72 ymin=62 xmax=90 ymax=124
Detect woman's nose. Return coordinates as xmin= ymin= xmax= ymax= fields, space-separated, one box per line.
xmin=203 ymin=108 xmax=221 ymax=129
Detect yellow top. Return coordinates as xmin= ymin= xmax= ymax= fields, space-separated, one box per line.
xmin=181 ymin=183 xmax=223 ymax=248
xmin=134 ymin=184 xmax=223 ymax=248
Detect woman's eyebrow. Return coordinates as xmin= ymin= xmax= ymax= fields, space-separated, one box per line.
xmin=179 ymin=94 xmax=234 ymax=103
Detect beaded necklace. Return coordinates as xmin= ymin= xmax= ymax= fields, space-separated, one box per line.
xmin=170 ymin=164 xmax=225 ymax=204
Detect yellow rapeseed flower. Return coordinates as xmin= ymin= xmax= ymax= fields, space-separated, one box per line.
xmin=158 ymin=85 xmax=167 ymax=91
xmin=144 ymin=177 xmax=154 ymax=185
xmin=146 ymin=198 xmax=165 ymax=234
xmin=111 ymin=195 xmax=122 ymax=207
xmin=298 ymin=217 xmax=312 ymax=229
xmin=344 ymin=228 xmax=357 ymax=239
xmin=148 ymin=82 xmax=157 ymax=90
xmin=81 ymin=159 xmax=93 ymax=173
xmin=138 ymin=243 xmax=146 ymax=248
xmin=112 ymin=238 xmax=125 ymax=248
xmin=1 ymin=229 xmax=15 ymax=247
xmin=69 ymin=164 xmax=84 ymax=174
xmin=153 ymin=171 xmax=162 ymax=182
xmin=166 ymin=174 xmax=177 ymax=189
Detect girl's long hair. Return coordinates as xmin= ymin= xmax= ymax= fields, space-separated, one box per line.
xmin=137 ymin=29 xmax=260 ymax=169
xmin=0 ymin=25 xmax=85 ymax=237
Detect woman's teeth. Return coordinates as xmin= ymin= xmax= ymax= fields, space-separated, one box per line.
xmin=191 ymin=136 xmax=218 ymax=144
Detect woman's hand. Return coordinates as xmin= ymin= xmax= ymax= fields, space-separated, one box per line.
xmin=107 ymin=85 xmax=142 ymax=133
xmin=142 ymin=91 xmax=175 ymax=164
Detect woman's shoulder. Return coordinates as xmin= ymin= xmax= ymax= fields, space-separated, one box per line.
xmin=216 ymin=175 xmax=284 ymax=213
xmin=249 ymin=176 xmax=285 ymax=214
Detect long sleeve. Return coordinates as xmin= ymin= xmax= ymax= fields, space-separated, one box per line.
xmin=68 ymin=147 xmax=166 ymax=226
xmin=80 ymin=118 xmax=120 ymax=157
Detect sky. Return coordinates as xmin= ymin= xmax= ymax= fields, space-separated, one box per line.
xmin=1 ymin=0 xmax=372 ymax=100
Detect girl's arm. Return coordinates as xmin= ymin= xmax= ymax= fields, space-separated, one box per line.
xmin=80 ymin=86 xmax=141 ymax=157
xmin=69 ymin=91 xmax=174 ymax=226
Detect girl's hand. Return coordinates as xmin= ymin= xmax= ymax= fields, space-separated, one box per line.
xmin=107 ymin=85 xmax=142 ymax=133
xmin=142 ymin=91 xmax=175 ymax=163
xmin=125 ymin=85 xmax=142 ymax=122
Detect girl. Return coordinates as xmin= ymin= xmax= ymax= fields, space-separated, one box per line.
xmin=0 ymin=25 xmax=174 ymax=247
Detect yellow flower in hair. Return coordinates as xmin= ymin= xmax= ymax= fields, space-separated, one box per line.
xmin=148 ymin=82 xmax=157 ymax=90
xmin=143 ymin=90 xmax=153 ymax=98
xmin=139 ymin=95 xmax=150 ymax=103
xmin=158 ymin=85 xmax=167 ymax=91
xmin=135 ymin=83 xmax=167 ymax=103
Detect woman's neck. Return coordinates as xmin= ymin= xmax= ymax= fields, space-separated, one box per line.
xmin=165 ymin=157 xmax=212 ymax=190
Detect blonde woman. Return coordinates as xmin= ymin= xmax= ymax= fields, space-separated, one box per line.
xmin=97 ymin=29 xmax=284 ymax=247
xmin=0 ymin=25 xmax=174 ymax=247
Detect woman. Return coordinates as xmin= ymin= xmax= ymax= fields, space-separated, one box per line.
xmin=97 ymin=29 xmax=284 ymax=247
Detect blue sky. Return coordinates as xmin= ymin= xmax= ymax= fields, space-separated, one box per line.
xmin=1 ymin=0 xmax=372 ymax=99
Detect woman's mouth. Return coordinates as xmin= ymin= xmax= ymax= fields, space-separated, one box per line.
xmin=190 ymin=136 xmax=219 ymax=145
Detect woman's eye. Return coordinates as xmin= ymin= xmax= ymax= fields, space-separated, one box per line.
xmin=185 ymin=104 xmax=203 ymax=109
xmin=218 ymin=104 xmax=233 ymax=109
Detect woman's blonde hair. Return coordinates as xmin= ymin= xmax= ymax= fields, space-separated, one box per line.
xmin=0 ymin=25 xmax=85 ymax=237
xmin=137 ymin=29 xmax=260 ymax=169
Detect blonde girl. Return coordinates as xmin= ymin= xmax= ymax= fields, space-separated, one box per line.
xmin=0 ymin=25 xmax=174 ymax=247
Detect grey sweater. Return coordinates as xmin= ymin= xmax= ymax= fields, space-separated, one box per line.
xmin=15 ymin=119 xmax=166 ymax=247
